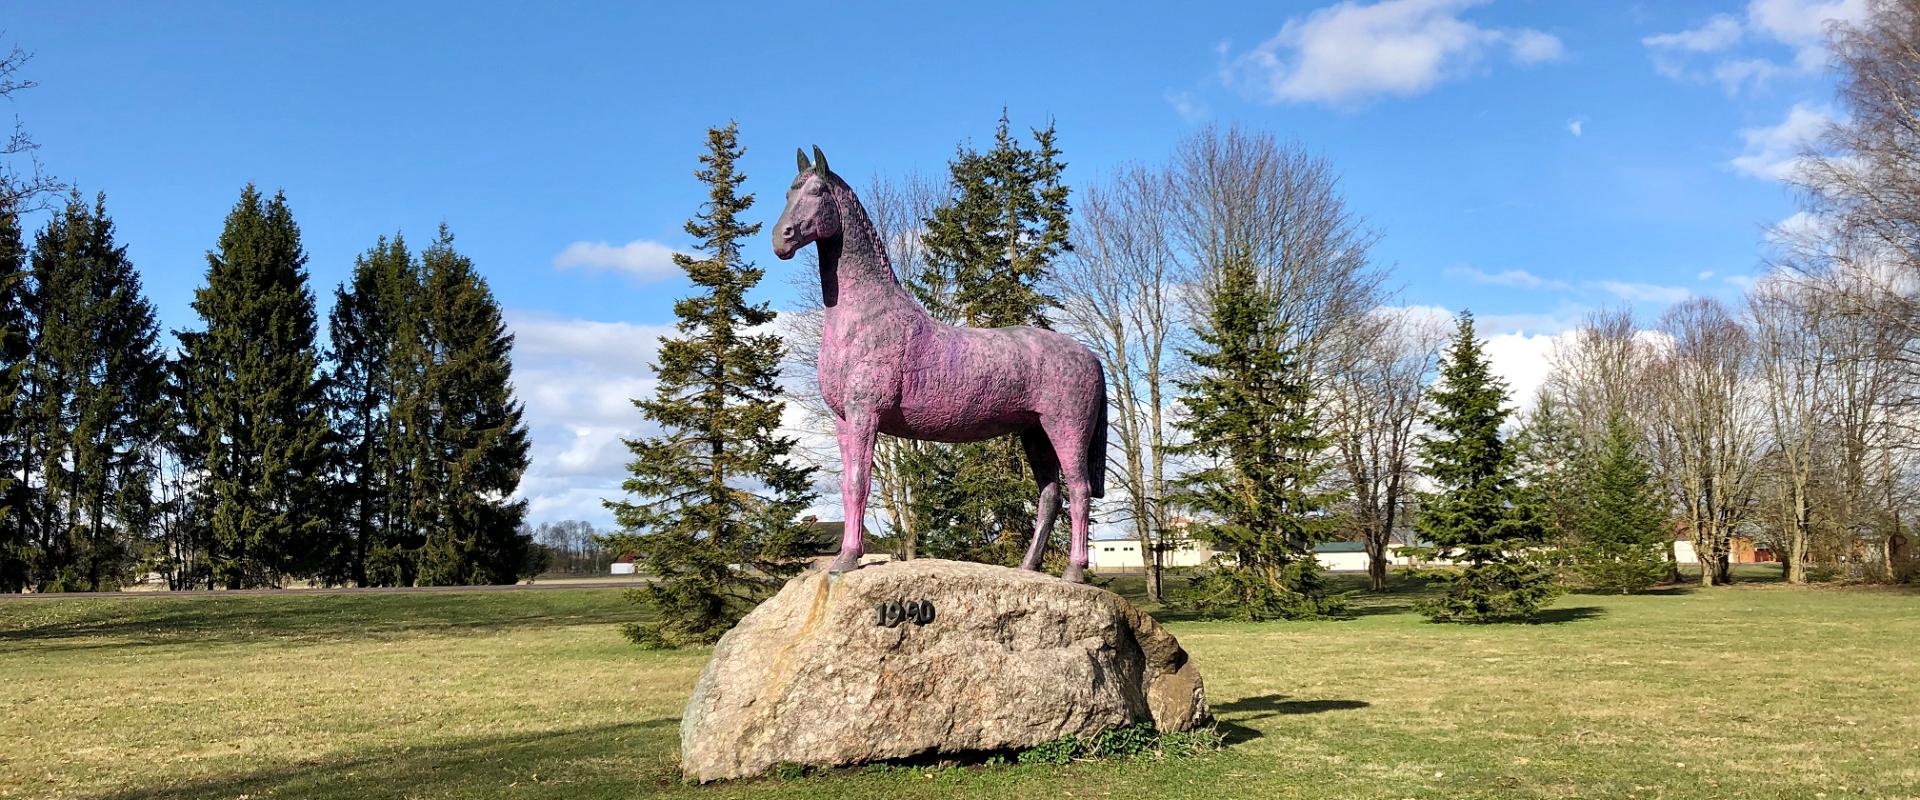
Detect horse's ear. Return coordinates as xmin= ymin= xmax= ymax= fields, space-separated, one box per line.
xmin=812 ymin=145 xmax=830 ymax=175
xmin=796 ymin=148 xmax=811 ymax=173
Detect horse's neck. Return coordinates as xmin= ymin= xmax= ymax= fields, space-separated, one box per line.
xmin=819 ymin=188 xmax=917 ymax=326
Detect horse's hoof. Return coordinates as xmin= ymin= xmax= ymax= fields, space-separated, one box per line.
xmin=824 ymin=553 xmax=864 ymax=574
xmin=1018 ymin=559 xmax=1044 ymax=573
xmin=1061 ymin=564 xmax=1086 ymax=584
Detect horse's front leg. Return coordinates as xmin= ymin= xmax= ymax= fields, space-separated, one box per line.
xmin=826 ymin=411 xmax=880 ymax=574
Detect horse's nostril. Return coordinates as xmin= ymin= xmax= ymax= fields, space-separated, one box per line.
xmin=781 ymin=225 xmax=796 ymax=239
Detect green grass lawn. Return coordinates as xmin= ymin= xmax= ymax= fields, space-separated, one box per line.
xmin=3 ymin=575 xmax=1916 ymax=800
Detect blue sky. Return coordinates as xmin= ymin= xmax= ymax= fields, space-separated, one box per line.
xmin=4 ymin=0 xmax=1858 ymax=526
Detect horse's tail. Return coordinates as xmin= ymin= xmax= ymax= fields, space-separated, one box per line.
xmin=1089 ymin=369 xmax=1108 ymax=499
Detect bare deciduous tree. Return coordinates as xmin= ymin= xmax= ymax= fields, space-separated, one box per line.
xmin=1814 ymin=271 xmax=1909 ymax=579
xmin=1166 ymin=126 xmax=1384 ymax=387
xmin=1327 ymin=309 xmax=1445 ymax=590
xmin=1801 ymin=1 xmax=1920 ymax=287
xmin=1547 ymin=308 xmax=1648 ymax=446
xmin=0 ymin=45 xmax=64 ymax=211
xmin=1749 ymin=276 xmax=1827 ymax=583
xmin=1057 ymin=165 xmax=1184 ymax=600
xmin=1645 ymin=298 xmax=1764 ymax=586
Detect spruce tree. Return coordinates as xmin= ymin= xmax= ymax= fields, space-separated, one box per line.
xmin=1575 ymin=413 xmax=1669 ymax=592
xmin=1413 ymin=312 xmax=1559 ymax=622
xmin=1513 ymin=391 xmax=1587 ymax=551
xmin=21 ymin=192 xmax=168 ymax=591
xmin=326 ymin=234 xmax=414 ymax=585
xmin=408 ymin=226 xmax=533 ymax=586
xmin=1170 ymin=254 xmax=1343 ymax=619
xmin=906 ymin=112 xmax=1072 ymax=564
xmin=599 ymin=122 xmax=815 ymax=647
xmin=0 ymin=199 xmax=31 ymax=592
xmin=176 ymin=185 xmax=334 ymax=588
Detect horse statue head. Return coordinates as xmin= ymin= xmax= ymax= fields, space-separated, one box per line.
xmin=772 ymin=145 xmax=841 ymax=261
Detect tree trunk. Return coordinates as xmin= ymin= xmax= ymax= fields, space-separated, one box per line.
xmin=1147 ymin=543 xmax=1164 ymax=602
xmin=1367 ymin=538 xmax=1388 ymax=592
xmin=1695 ymin=522 xmax=1713 ymax=588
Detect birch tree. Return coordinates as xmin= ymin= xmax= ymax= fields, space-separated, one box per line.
xmin=1057 ymin=165 xmax=1183 ymax=600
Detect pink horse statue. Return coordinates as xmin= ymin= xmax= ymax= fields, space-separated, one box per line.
xmin=773 ymin=146 xmax=1107 ymax=582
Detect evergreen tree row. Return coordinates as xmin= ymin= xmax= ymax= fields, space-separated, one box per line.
xmin=0 ymin=185 xmax=534 ymax=592
xmin=0 ymin=193 xmax=166 ymax=592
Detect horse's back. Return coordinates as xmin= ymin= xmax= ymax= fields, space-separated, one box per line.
xmin=882 ymin=322 xmax=1100 ymax=442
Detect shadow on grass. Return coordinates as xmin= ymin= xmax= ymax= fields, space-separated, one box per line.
xmin=1569 ymin=585 xmax=1697 ymax=597
xmin=1214 ymin=719 xmax=1265 ymax=745
xmin=1210 ymin=692 xmax=1369 ymax=745
xmin=1517 ymin=606 xmax=1607 ymax=625
xmin=1340 ymin=591 xmax=1427 ymax=618
xmin=1214 ymin=693 xmax=1371 ymax=718
xmin=86 ymin=719 xmax=680 ymax=800
xmin=0 ymin=590 xmax=647 ymax=653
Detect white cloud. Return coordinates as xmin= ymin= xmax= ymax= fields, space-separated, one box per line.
xmin=1595 ymin=280 xmax=1692 ymax=304
xmin=507 ymin=312 xmax=676 ymax=526
xmin=1507 ymin=29 xmax=1566 ymax=64
xmin=1642 ymin=13 xmax=1744 ymax=52
xmin=1374 ymin=303 xmax=1459 ymax=329
xmin=1444 ymin=265 xmax=1572 ymax=290
xmin=1731 ymin=103 xmax=1833 ymax=181
xmin=1164 ymin=89 xmax=1210 ymax=122
xmin=1483 ymin=330 xmax=1564 ymax=411
xmin=1769 ymin=210 xmax=1831 ymax=245
xmin=1218 ymin=0 xmax=1562 ymax=105
xmin=1393 ymin=306 xmax=1588 ymax=410
xmin=551 ymin=239 xmax=684 ymax=282
xmin=1709 ymin=57 xmax=1796 ymax=93
xmin=1566 ymin=119 xmax=1584 ymax=137
xmin=1644 ymin=0 xmax=1868 ymax=92
xmin=1480 ymin=307 xmax=1590 ymax=335
xmin=1723 ymin=274 xmax=1756 ymax=288
xmin=1462 ymin=270 xmax=1702 ymax=310
xmin=1747 ymin=0 xmax=1868 ymax=44
xmin=1697 ymin=270 xmax=1718 ymax=281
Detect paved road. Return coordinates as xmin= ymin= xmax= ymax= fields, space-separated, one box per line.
xmin=0 ymin=580 xmax=650 ymax=600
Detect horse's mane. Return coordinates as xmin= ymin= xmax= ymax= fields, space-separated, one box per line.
xmin=824 ymin=173 xmax=899 ymax=285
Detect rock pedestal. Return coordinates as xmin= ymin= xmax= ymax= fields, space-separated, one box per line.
xmin=678 ymin=559 xmax=1209 ymax=781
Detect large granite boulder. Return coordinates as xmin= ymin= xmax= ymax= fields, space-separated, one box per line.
xmin=679 ymin=559 xmax=1209 ymax=781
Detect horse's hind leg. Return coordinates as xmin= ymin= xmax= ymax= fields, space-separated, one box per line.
xmin=1040 ymin=423 xmax=1093 ymax=584
xmin=1018 ymin=428 xmax=1060 ymax=572
xmin=1059 ymin=474 xmax=1092 ymax=584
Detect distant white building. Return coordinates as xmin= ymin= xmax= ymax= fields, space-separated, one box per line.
xmin=1090 ymin=537 xmax=1421 ymax=573
xmin=610 ymin=555 xmax=637 ymax=575
xmin=1090 ymin=538 xmax=1217 ymax=570
xmin=1670 ymin=532 xmax=1770 ymax=565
